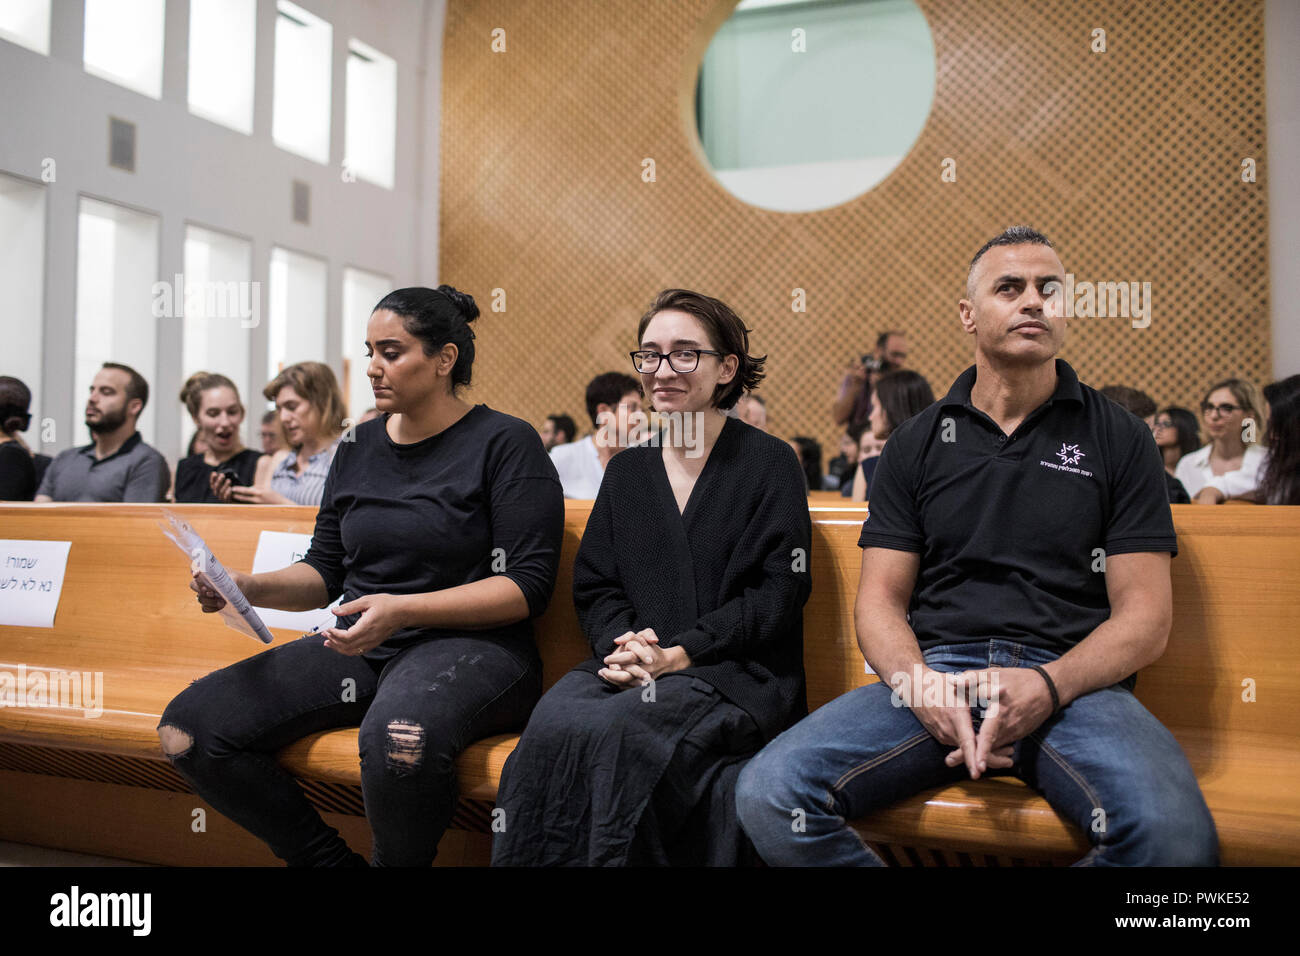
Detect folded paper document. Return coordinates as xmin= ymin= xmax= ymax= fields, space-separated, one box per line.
xmin=159 ymin=509 xmax=273 ymax=644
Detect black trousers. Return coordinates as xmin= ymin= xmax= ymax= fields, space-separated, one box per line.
xmin=159 ymin=633 xmax=540 ymax=866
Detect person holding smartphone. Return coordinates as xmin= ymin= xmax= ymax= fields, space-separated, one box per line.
xmin=174 ymin=372 xmax=263 ymax=503
xmin=158 ymin=286 xmax=565 ymax=866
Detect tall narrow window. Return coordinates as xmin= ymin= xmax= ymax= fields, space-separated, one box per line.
xmin=83 ymin=0 xmax=166 ymax=99
xmin=344 ymin=39 xmax=397 ymax=188
xmin=188 ymin=0 xmax=256 ymax=133
xmin=267 ymin=247 xmax=328 ymax=385
xmin=0 ymin=174 xmax=47 ymax=447
xmin=0 ymin=0 xmax=51 ymax=55
xmin=273 ymin=1 xmax=333 ymax=164
xmin=76 ymin=198 xmax=161 ymax=442
xmin=181 ymin=226 xmax=255 ymax=450
xmin=342 ymin=267 xmax=393 ymax=420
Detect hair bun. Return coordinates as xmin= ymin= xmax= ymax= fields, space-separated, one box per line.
xmin=436 ymin=284 xmax=480 ymax=323
xmin=179 ymin=372 xmax=209 ymax=406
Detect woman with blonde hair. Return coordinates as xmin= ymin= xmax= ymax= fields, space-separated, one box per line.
xmin=213 ymin=361 xmax=346 ymax=506
xmin=175 ymin=372 xmax=263 ymax=503
xmin=1174 ymin=377 xmax=1267 ymax=504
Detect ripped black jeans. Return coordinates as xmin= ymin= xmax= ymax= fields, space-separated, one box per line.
xmin=158 ymin=633 xmax=540 ymax=866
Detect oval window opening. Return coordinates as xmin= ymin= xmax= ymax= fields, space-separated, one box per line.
xmin=695 ymin=0 xmax=936 ymax=213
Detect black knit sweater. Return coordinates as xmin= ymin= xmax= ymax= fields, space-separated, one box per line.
xmin=571 ymin=415 xmax=812 ymax=740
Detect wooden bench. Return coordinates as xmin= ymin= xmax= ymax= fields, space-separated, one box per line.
xmin=1 ymin=503 xmax=1297 ymax=865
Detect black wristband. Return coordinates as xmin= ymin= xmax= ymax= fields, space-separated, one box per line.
xmin=1030 ymin=664 xmax=1061 ymax=715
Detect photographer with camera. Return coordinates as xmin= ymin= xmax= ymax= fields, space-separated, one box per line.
xmin=830 ymin=331 xmax=909 ymax=431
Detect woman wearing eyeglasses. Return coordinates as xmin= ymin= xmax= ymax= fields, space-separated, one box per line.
xmin=1174 ymin=378 xmax=1268 ymax=504
xmin=491 ymin=288 xmax=812 ymax=866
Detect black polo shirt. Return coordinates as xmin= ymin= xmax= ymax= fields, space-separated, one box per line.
xmin=858 ymin=359 xmax=1176 ymax=660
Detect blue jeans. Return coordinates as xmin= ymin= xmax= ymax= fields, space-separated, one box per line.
xmin=158 ymin=634 xmax=540 ymax=866
xmin=735 ymin=640 xmax=1218 ymax=866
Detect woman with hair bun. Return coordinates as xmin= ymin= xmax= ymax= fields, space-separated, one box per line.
xmin=159 ymin=285 xmax=564 ymax=866
xmin=0 ymin=375 xmax=37 ymax=501
xmin=174 ymin=372 xmax=263 ymax=503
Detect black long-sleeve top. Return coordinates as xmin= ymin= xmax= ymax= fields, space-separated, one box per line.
xmin=572 ymin=415 xmax=813 ymax=740
xmin=299 ymin=405 xmax=565 ymax=662
xmin=0 ymin=442 xmax=35 ymax=500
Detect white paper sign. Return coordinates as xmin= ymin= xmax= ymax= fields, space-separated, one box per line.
xmin=250 ymin=531 xmax=340 ymax=633
xmin=0 ymin=540 xmax=73 ymax=628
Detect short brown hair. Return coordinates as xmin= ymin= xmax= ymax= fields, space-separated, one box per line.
xmin=102 ymin=362 xmax=149 ymax=411
xmin=262 ymin=362 xmax=347 ymax=441
xmin=1100 ymin=385 xmax=1157 ymax=420
xmin=635 ymin=289 xmax=765 ymax=410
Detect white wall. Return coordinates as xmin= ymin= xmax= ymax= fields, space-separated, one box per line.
xmin=0 ymin=0 xmax=446 ymax=463
xmin=0 ymin=173 xmax=47 ymax=444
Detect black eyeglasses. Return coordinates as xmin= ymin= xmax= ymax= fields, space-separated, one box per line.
xmin=630 ymin=349 xmax=724 ymax=373
xmin=1152 ymin=419 xmax=1175 ymax=430
xmin=1201 ymin=403 xmax=1243 ymax=417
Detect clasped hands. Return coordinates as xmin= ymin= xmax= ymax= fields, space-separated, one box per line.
xmin=909 ymin=666 xmax=1056 ymax=780
xmin=598 ymin=628 xmax=692 ymax=689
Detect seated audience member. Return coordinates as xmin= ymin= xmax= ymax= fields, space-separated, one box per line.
xmin=259 ymin=409 xmax=285 ymax=454
xmin=491 ymin=288 xmax=811 ymax=866
xmin=214 ymin=362 xmax=346 ymax=506
xmin=0 ymin=376 xmax=36 ymax=500
xmin=539 ymin=412 xmax=575 ymax=451
xmin=1174 ymin=378 xmax=1267 ymax=504
xmin=849 ymin=369 xmax=935 ymax=502
xmin=174 ymin=373 xmax=264 ymax=504
xmin=788 ymin=436 xmax=823 ymax=492
xmin=159 ymin=285 xmax=564 ymax=866
xmin=549 ymin=372 xmax=644 ymax=498
xmin=185 ymin=432 xmax=209 ymax=460
xmin=733 ymin=392 xmax=768 ymax=431
xmin=831 ymin=331 xmax=908 ymax=430
xmin=1154 ymin=405 xmax=1200 ymax=476
xmin=825 ymin=425 xmax=864 ymax=490
xmin=35 ymin=363 xmax=169 ymax=503
xmin=736 ymin=225 xmax=1217 ymax=866
xmin=1256 ymin=374 xmax=1300 ymax=505
xmin=357 ymin=407 xmax=382 ymax=425
xmin=1099 ymin=385 xmax=1190 ymax=504
xmin=840 ymin=425 xmax=891 ymax=499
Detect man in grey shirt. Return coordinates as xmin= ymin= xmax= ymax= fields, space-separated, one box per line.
xmin=36 ymin=363 xmax=170 ymax=503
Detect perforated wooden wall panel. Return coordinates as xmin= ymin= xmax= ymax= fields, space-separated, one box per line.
xmin=440 ymin=0 xmax=1270 ymax=460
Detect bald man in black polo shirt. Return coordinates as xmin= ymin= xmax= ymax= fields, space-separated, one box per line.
xmin=737 ymin=226 xmax=1217 ymax=866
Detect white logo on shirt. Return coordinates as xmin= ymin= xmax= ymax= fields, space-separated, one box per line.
xmin=1056 ymin=443 xmax=1086 ymax=466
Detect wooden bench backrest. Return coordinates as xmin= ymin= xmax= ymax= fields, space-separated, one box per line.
xmin=1 ymin=504 xmax=1297 ymax=745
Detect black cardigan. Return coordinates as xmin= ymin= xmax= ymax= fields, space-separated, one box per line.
xmin=572 ymin=415 xmax=812 ymax=740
